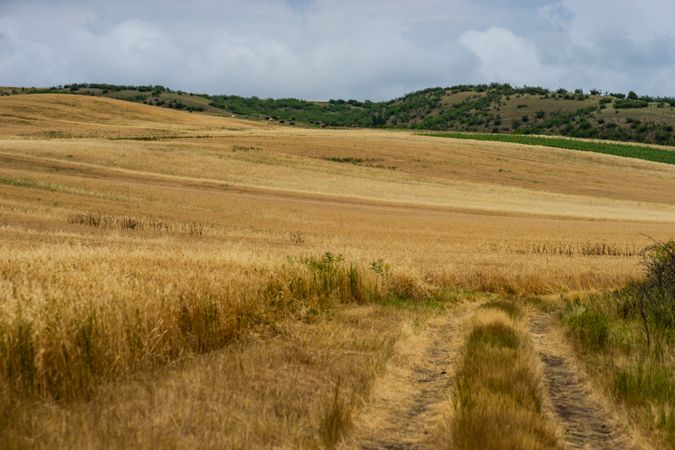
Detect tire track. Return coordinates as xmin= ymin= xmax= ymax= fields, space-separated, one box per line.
xmin=528 ymin=311 xmax=645 ymax=450
xmin=344 ymin=301 xmax=481 ymax=450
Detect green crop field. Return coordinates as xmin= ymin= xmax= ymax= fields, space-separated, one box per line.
xmin=422 ymin=132 xmax=675 ymax=165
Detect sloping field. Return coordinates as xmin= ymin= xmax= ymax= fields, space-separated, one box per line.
xmin=1 ymin=95 xmax=673 ymax=448
xmin=0 ymin=93 xmax=262 ymax=138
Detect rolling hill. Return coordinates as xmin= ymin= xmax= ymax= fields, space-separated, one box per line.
xmin=4 ymin=83 xmax=675 ymax=146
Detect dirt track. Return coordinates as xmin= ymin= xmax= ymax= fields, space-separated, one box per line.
xmin=344 ymin=304 xmax=649 ymax=450
xmin=345 ymin=302 xmax=481 ymax=449
xmin=528 ymin=311 xmax=647 ymax=450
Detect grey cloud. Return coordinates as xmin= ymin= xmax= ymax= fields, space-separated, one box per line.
xmin=538 ymin=3 xmax=573 ymax=30
xmin=0 ymin=0 xmax=674 ymax=98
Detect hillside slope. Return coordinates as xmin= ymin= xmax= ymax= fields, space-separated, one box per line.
xmin=0 ymin=93 xmax=263 ymax=138
xmin=1 ymin=94 xmax=674 ymax=220
xmin=4 ymin=83 xmax=675 ymax=146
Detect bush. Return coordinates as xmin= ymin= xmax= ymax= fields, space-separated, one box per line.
xmin=640 ymin=242 xmax=675 ymax=328
xmin=615 ymin=99 xmax=649 ymax=109
xmin=613 ymin=241 xmax=675 ymax=347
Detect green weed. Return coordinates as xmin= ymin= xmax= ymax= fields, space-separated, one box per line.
xmin=564 ymin=307 xmax=610 ymax=352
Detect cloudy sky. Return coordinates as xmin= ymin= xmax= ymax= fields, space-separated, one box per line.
xmin=1 ymin=0 xmax=674 ymax=100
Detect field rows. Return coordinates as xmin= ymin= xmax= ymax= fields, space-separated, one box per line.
xmin=423 ymin=131 xmax=675 ymax=165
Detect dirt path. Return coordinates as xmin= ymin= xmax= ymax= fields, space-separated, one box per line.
xmin=343 ymin=301 xmax=481 ymax=450
xmin=528 ymin=311 xmax=648 ymax=450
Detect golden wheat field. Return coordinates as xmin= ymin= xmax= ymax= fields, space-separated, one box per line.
xmin=1 ymin=94 xmax=674 ymax=449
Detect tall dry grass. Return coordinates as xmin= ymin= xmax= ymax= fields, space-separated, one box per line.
xmin=1 ymin=304 xmax=407 ymax=449
xmin=0 ymin=247 xmax=435 ymax=405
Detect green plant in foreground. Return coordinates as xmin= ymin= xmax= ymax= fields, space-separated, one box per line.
xmin=561 ymin=241 xmax=675 ymax=448
xmin=564 ymin=306 xmax=610 ymax=352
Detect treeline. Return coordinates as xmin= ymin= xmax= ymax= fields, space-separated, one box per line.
xmin=63 ymin=83 xmax=171 ymax=93
xmin=206 ymin=94 xmax=384 ymax=127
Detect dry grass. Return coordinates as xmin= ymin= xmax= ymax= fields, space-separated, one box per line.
xmin=67 ymin=211 xmax=209 ymax=235
xmin=0 ymin=94 xmax=674 ymax=446
xmin=0 ymin=94 xmax=261 ymax=139
xmin=448 ymin=306 xmax=561 ymax=450
xmin=0 ymin=248 xmax=396 ymax=402
xmin=1 ymin=305 xmax=408 ymax=449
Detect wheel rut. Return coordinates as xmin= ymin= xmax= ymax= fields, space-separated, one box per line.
xmin=528 ymin=311 xmax=645 ymax=450
xmin=344 ymin=301 xmax=480 ymax=450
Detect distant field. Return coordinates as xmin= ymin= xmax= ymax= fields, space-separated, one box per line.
xmin=1 ymin=94 xmax=673 ymax=449
xmin=422 ymin=131 xmax=675 ymax=165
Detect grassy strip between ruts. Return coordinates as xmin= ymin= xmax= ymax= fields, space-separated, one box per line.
xmin=419 ymin=132 xmax=675 ymax=165
xmin=448 ymin=302 xmax=561 ymax=450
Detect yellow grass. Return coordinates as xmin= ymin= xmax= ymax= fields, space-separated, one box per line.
xmin=2 ymin=305 xmax=408 ymax=449
xmin=0 ymin=94 xmax=674 ymax=446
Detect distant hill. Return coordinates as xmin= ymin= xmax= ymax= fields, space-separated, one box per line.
xmin=3 ymin=83 xmax=675 ymax=146
xmin=0 ymin=93 xmax=260 ymax=139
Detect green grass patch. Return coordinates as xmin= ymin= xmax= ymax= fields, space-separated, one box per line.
xmin=614 ymin=365 xmax=674 ymax=405
xmin=560 ymin=242 xmax=675 ymax=447
xmin=376 ymin=295 xmax=447 ymax=312
xmin=564 ymin=307 xmax=611 ymax=352
xmin=376 ymin=287 xmax=481 ymax=311
xmin=0 ymin=174 xmax=60 ymax=191
xmin=421 ymin=132 xmax=675 ymax=165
